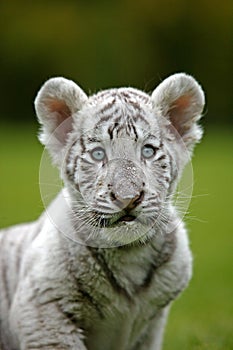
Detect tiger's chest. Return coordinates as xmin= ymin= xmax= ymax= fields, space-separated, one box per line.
xmin=64 ymin=234 xmax=191 ymax=350
xmin=85 ymin=301 xmax=153 ymax=350
xmin=82 ymin=262 xmax=186 ymax=350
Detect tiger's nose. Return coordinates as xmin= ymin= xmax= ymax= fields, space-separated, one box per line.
xmin=110 ymin=191 xmax=144 ymax=210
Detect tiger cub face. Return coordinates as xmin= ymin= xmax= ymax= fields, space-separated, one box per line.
xmin=35 ymin=74 xmax=205 ymax=246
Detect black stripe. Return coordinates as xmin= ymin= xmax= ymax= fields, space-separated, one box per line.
xmin=112 ymin=116 xmax=122 ymax=125
xmin=133 ymin=113 xmax=150 ymax=126
xmin=75 ymin=183 xmax=80 ymax=192
xmin=96 ymin=114 xmax=113 ymax=125
xmin=120 ymin=93 xmax=142 ymax=111
xmin=139 ymin=263 xmax=157 ymax=290
xmin=95 ymin=90 xmax=117 ymax=101
xmin=116 ymin=123 xmax=126 ymax=136
xmin=80 ymin=135 xmax=86 ymax=154
xmin=95 ymin=108 xmax=122 ymax=128
xmin=78 ymin=284 xmax=104 ymax=319
xmin=1 ymin=264 xmax=10 ymax=309
xmin=138 ymin=233 xmax=177 ymax=291
xmin=65 ymin=139 xmax=79 ymax=172
xmin=64 ymin=250 xmax=105 ymax=321
xmin=157 ymin=154 xmax=166 ymax=161
xmin=80 ymin=164 xmax=93 ymax=173
xmin=167 ymin=152 xmax=178 ymax=193
xmin=72 ymin=155 xmax=79 ymax=179
xmin=129 ymin=100 xmax=142 ymax=112
xmin=120 ymin=91 xmax=132 ymax=99
xmin=107 ymin=125 xmax=114 ymax=140
xmin=87 ymin=136 xmax=100 ymax=143
xmin=121 ymin=89 xmax=150 ymax=103
xmin=93 ymin=204 xmax=111 ymax=212
xmin=107 ymin=122 xmax=119 ymax=140
xmin=87 ymin=247 xmax=132 ymax=300
xmin=97 ymin=113 xmax=122 ymax=128
xmin=130 ymin=122 xmax=139 ymax=141
xmin=108 ymin=120 xmax=137 ymax=139
xmin=81 ymin=158 xmax=93 ymax=165
xmin=0 ymin=235 xmax=11 ymax=308
xmin=77 ymin=183 xmax=92 ymax=191
xmin=138 ymin=250 xmax=170 ymax=290
xmin=99 ymin=98 xmax=116 ymax=115
xmin=160 ymin=164 xmax=168 ymax=169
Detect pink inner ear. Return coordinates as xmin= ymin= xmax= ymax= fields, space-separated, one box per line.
xmin=46 ymin=98 xmax=73 ymax=143
xmin=47 ymin=98 xmax=72 ymax=125
xmin=174 ymin=95 xmax=191 ymax=110
xmin=168 ymin=95 xmax=192 ymax=136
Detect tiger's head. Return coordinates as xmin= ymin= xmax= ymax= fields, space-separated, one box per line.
xmin=35 ymin=73 xmax=205 ymax=247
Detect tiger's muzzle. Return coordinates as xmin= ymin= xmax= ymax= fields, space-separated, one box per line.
xmin=109 ymin=159 xmax=145 ymax=211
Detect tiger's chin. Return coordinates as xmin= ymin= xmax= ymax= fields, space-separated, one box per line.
xmin=89 ymin=225 xmax=153 ymax=248
xmin=78 ymin=211 xmax=158 ymax=248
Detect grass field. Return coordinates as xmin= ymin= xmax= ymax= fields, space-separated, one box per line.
xmin=0 ymin=123 xmax=232 ymax=349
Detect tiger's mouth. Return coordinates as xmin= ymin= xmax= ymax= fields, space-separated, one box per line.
xmin=95 ymin=212 xmax=138 ymax=228
xmin=117 ymin=215 xmax=136 ymax=223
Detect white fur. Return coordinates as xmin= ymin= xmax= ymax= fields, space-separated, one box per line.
xmin=0 ymin=73 xmax=205 ymax=350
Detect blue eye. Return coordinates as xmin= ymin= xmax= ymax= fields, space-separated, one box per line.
xmin=142 ymin=145 xmax=156 ymax=159
xmin=90 ymin=147 xmax=106 ymax=161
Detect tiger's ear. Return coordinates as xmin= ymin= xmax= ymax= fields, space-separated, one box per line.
xmin=151 ymin=73 xmax=205 ymax=149
xmin=35 ymin=77 xmax=87 ymax=163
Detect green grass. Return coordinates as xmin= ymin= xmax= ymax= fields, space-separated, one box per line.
xmin=0 ymin=123 xmax=44 ymax=226
xmin=164 ymin=128 xmax=233 ymax=349
xmin=0 ymin=124 xmax=233 ymax=349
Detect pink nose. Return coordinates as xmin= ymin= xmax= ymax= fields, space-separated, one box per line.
xmin=110 ymin=191 xmax=144 ymax=210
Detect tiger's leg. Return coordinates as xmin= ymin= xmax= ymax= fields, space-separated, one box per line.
xmin=132 ymin=306 xmax=170 ymax=350
xmin=9 ymin=291 xmax=87 ymax=350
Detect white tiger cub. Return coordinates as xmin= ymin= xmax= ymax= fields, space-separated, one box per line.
xmin=0 ymin=73 xmax=205 ymax=350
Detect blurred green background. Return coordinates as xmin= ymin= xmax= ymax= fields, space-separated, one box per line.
xmin=0 ymin=1 xmax=232 ymax=349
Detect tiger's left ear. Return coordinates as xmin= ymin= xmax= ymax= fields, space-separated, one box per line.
xmin=151 ymin=73 xmax=205 ymax=149
xmin=35 ymin=77 xmax=87 ymax=164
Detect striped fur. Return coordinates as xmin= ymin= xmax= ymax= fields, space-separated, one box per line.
xmin=0 ymin=73 xmax=205 ymax=349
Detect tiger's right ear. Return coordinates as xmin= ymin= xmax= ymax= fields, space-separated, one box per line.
xmin=35 ymin=77 xmax=87 ymax=164
xmin=151 ymin=73 xmax=205 ymax=150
